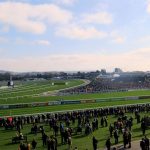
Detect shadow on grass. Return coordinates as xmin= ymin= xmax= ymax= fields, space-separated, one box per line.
xmin=0 ymin=129 xmax=15 ymax=133
xmin=73 ymin=134 xmax=87 ymax=139
xmin=132 ymin=127 xmax=141 ymax=132
xmin=5 ymin=142 xmax=17 ymax=146
xmin=132 ymin=134 xmax=145 ymax=139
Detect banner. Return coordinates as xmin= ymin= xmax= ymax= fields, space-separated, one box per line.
xmin=96 ymin=99 xmax=110 ymax=102
xmin=0 ymin=105 xmax=9 ymax=109
xmin=31 ymin=102 xmax=48 ymax=107
xmin=125 ymin=96 xmax=139 ymax=100
xmin=80 ymin=99 xmax=95 ymax=103
xmin=61 ymin=100 xmax=80 ymax=105
xmin=48 ymin=101 xmax=61 ymax=106
xmin=139 ymin=95 xmax=150 ymax=99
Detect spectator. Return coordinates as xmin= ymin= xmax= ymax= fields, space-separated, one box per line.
xmin=140 ymin=138 xmax=146 ymax=150
xmin=114 ymin=129 xmax=119 ymax=144
xmin=92 ymin=136 xmax=98 ymax=150
xmin=68 ymin=136 xmax=72 ymax=150
xmin=27 ymin=142 xmax=31 ymax=150
xmin=31 ymin=138 xmax=37 ymax=150
xmin=144 ymin=136 xmax=149 ymax=150
xmin=19 ymin=132 xmax=24 ymax=140
xmin=53 ymin=136 xmax=58 ymax=150
xmin=141 ymin=121 xmax=146 ymax=136
xmin=109 ymin=124 xmax=114 ymax=137
xmin=42 ymin=132 xmax=47 ymax=146
xmin=47 ymin=137 xmax=51 ymax=150
xmin=18 ymin=142 xmax=26 ymax=150
xmin=128 ymin=131 xmax=132 ymax=148
xmin=105 ymin=137 xmax=111 ymax=150
xmin=123 ymin=131 xmax=128 ymax=148
xmin=137 ymin=113 xmax=141 ymax=124
xmin=74 ymin=147 xmax=78 ymax=150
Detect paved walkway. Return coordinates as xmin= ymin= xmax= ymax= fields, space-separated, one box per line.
xmin=41 ymin=79 xmax=91 ymax=96
xmin=113 ymin=140 xmax=140 ymax=150
xmin=101 ymin=140 xmax=141 ymax=150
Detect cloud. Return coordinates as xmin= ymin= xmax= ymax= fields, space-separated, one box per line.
xmin=14 ymin=38 xmax=50 ymax=46
xmin=147 ymin=0 xmax=150 ymax=13
xmin=55 ymin=24 xmax=108 ymax=40
xmin=0 ymin=25 xmax=9 ymax=32
xmin=139 ymin=36 xmax=150 ymax=43
xmin=34 ymin=40 xmax=51 ymax=46
xmin=110 ymin=31 xmax=125 ymax=44
xmin=81 ymin=12 xmax=112 ymax=25
xmin=53 ymin=0 xmax=77 ymax=6
xmin=112 ymin=36 xmax=125 ymax=44
xmin=0 ymin=48 xmax=8 ymax=53
xmin=1 ymin=47 xmax=150 ymax=72
xmin=0 ymin=48 xmax=4 ymax=53
xmin=0 ymin=2 xmax=72 ymax=34
xmin=0 ymin=37 xmax=8 ymax=43
xmin=55 ymin=11 xmax=112 ymax=40
xmin=0 ymin=1 xmax=113 ymax=41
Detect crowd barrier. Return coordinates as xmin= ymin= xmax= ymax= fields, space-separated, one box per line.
xmin=0 ymin=95 xmax=150 ymax=110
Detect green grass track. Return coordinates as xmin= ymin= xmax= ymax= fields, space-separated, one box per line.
xmin=0 ymin=99 xmax=150 ymax=116
xmin=1 ymin=89 xmax=150 ymax=104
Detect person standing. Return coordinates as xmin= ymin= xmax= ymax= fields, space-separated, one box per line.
xmin=114 ymin=129 xmax=119 ymax=144
xmin=105 ymin=137 xmax=111 ymax=150
xmin=47 ymin=137 xmax=51 ymax=150
xmin=42 ymin=132 xmax=47 ymax=146
xmin=109 ymin=124 xmax=114 ymax=137
xmin=27 ymin=142 xmax=31 ymax=150
xmin=140 ymin=138 xmax=146 ymax=150
xmin=93 ymin=136 xmax=98 ymax=150
xmin=144 ymin=136 xmax=149 ymax=150
xmin=31 ymin=138 xmax=37 ymax=150
xmin=123 ymin=131 xmax=128 ymax=148
xmin=141 ymin=121 xmax=146 ymax=136
xmin=128 ymin=131 xmax=132 ymax=148
xmin=68 ymin=136 xmax=72 ymax=150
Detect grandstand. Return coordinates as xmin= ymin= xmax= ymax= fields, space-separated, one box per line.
xmin=60 ymin=74 xmax=150 ymax=95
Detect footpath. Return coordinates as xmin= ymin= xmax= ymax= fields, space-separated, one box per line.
xmin=114 ymin=140 xmax=140 ymax=150
xmin=102 ymin=140 xmax=141 ymax=150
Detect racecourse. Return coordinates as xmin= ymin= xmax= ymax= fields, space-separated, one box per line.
xmin=0 ymin=99 xmax=150 ymax=116
xmin=0 ymin=79 xmax=84 ymax=103
xmin=0 ymin=88 xmax=150 ymax=105
xmin=0 ymin=79 xmax=150 ymax=150
xmin=0 ymin=79 xmax=150 ymax=116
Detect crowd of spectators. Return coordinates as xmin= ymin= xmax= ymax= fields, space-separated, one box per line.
xmin=60 ymin=79 xmax=150 ymax=95
xmin=0 ymin=103 xmax=150 ymax=149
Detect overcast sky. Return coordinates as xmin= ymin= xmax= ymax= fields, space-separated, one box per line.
xmin=0 ymin=0 xmax=150 ymax=72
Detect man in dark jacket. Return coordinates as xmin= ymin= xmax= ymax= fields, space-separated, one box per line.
xmin=93 ymin=136 xmax=98 ymax=150
xmin=105 ymin=138 xmax=111 ymax=150
xmin=42 ymin=132 xmax=47 ymax=146
xmin=141 ymin=121 xmax=146 ymax=135
xmin=114 ymin=129 xmax=119 ymax=144
xmin=109 ymin=124 xmax=114 ymax=137
xmin=128 ymin=131 xmax=132 ymax=148
xmin=123 ymin=131 xmax=128 ymax=148
xmin=140 ymin=138 xmax=146 ymax=150
xmin=31 ymin=138 xmax=37 ymax=150
xmin=144 ymin=136 xmax=149 ymax=150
